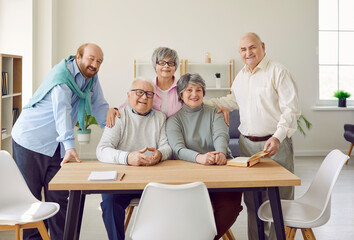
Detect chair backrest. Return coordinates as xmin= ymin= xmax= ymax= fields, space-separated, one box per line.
xmin=344 ymin=124 xmax=354 ymax=143
xmin=229 ymin=110 xmax=240 ymax=138
xmin=297 ymin=149 xmax=349 ymax=222
xmin=130 ymin=182 xmax=217 ymax=240
xmin=0 ymin=150 xmax=38 ymax=207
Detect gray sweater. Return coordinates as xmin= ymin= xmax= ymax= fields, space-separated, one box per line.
xmin=96 ymin=106 xmax=172 ymax=164
xmin=166 ymin=104 xmax=230 ymax=162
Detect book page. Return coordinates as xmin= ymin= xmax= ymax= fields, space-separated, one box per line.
xmin=249 ymin=150 xmax=268 ymax=160
xmin=228 ymin=157 xmax=250 ymax=163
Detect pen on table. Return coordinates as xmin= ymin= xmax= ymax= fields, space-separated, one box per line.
xmin=120 ymin=173 xmax=126 ymax=181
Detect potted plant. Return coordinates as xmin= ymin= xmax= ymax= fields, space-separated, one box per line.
xmin=76 ymin=112 xmax=98 ymax=144
xmin=334 ymin=90 xmax=351 ymax=107
xmin=297 ymin=114 xmax=312 ymax=137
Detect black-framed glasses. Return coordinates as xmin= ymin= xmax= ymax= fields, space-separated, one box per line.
xmin=130 ymin=89 xmax=155 ymax=99
xmin=156 ymin=60 xmax=176 ymax=67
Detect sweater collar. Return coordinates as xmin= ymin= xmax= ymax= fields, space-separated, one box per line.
xmin=182 ymin=103 xmax=203 ymax=113
xmin=128 ymin=104 xmax=154 ymax=116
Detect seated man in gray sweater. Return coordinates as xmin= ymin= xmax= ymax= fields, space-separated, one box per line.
xmin=96 ymin=78 xmax=171 ymax=240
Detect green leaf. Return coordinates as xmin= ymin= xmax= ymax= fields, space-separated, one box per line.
xmin=297 ymin=114 xmax=312 ymax=137
xmin=334 ymin=90 xmax=351 ymax=100
xmin=76 ymin=111 xmax=98 ymax=130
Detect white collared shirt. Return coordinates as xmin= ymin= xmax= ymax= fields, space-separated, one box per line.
xmin=204 ymin=56 xmax=301 ymax=143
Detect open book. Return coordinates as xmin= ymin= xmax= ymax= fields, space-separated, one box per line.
xmin=227 ymin=151 xmax=268 ymax=167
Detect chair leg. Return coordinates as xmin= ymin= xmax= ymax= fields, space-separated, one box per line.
xmin=221 ymin=228 xmax=235 ymax=240
xmin=14 ymin=224 xmax=21 ymax=240
xmin=345 ymin=143 xmax=353 ymax=165
xmin=124 ymin=205 xmax=134 ymax=232
xmin=226 ymin=228 xmax=235 ymax=240
xmin=36 ymin=221 xmax=51 ymax=240
xmin=301 ymin=228 xmax=316 ymax=240
xmin=285 ymin=226 xmax=297 ymax=240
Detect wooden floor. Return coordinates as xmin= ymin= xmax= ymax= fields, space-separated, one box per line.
xmin=1 ymin=155 xmax=353 ymax=240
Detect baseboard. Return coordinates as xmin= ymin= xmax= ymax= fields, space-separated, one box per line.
xmin=294 ymin=149 xmax=349 ymax=157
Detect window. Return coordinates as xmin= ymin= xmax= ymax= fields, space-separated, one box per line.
xmin=319 ymin=0 xmax=354 ymax=101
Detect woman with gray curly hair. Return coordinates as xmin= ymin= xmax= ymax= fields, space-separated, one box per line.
xmin=166 ymin=73 xmax=243 ymax=240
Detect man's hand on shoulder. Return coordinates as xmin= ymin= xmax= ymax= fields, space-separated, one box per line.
xmin=263 ymin=137 xmax=280 ymax=157
xmin=127 ymin=147 xmax=161 ymax=166
xmin=61 ymin=148 xmax=81 ymax=166
xmin=217 ymin=107 xmax=230 ymax=126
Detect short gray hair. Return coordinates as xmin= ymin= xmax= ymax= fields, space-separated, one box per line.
xmin=177 ymin=73 xmax=206 ymax=102
xmin=151 ymin=47 xmax=179 ymax=71
xmin=130 ymin=77 xmax=155 ymax=92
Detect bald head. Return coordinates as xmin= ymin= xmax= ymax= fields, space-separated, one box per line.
xmin=75 ymin=43 xmax=103 ymax=61
xmin=238 ymin=32 xmax=266 ymax=71
xmin=239 ymin=32 xmax=263 ymax=46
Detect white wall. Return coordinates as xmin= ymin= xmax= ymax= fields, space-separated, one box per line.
xmin=0 ymin=0 xmax=33 ymax=104
xmin=2 ymin=0 xmax=353 ymax=158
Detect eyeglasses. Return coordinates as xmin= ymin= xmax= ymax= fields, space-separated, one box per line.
xmin=130 ymin=89 xmax=155 ymax=99
xmin=156 ymin=60 xmax=176 ymax=67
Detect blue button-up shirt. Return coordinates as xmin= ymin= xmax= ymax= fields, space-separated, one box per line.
xmin=12 ymin=58 xmax=109 ymax=157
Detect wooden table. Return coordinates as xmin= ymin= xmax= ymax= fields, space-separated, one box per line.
xmin=49 ymin=159 xmax=300 ymax=240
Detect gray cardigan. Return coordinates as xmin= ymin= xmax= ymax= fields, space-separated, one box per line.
xmin=166 ymin=104 xmax=231 ymax=162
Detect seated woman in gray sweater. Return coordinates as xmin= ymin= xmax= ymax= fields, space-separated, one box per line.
xmin=166 ymin=73 xmax=243 ymax=240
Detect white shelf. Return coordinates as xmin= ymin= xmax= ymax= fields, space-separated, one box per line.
xmin=187 ymin=62 xmax=233 ymax=66
xmin=135 ymin=62 xmax=150 ymax=66
xmin=1 ymin=132 xmax=11 ymax=140
xmin=2 ymin=92 xmax=21 ymax=99
xmin=206 ymin=88 xmax=230 ymax=91
xmin=1 ymin=53 xmax=22 ymax=153
xmin=313 ymin=106 xmax=354 ymax=111
xmin=185 ymin=59 xmax=235 ymax=97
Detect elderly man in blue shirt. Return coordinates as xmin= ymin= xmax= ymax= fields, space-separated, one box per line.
xmin=12 ymin=43 xmax=110 ymax=240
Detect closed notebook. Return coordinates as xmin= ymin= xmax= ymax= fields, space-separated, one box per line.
xmin=88 ymin=171 xmax=118 ymax=181
xmin=227 ymin=150 xmax=268 ymax=167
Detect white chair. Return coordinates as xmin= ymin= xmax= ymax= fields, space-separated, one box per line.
xmin=125 ymin=197 xmax=236 ymax=239
xmin=129 ymin=182 xmax=217 ymax=240
xmin=0 ymin=150 xmax=60 ymax=240
xmin=257 ymin=149 xmax=349 ymax=240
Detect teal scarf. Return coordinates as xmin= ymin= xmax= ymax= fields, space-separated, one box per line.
xmin=24 ymin=56 xmax=96 ymax=131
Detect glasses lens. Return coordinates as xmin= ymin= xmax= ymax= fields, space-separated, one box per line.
xmin=157 ymin=60 xmax=175 ymax=67
xmin=132 ymin=89 xmax=154 ymax=98
xmin=146 ymin=91 xmax=155 ymax=98
xmin=157 ymin=60 xmax=166 ymax=66
xmin=135 ymin=90 xmax=144 ymax=96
